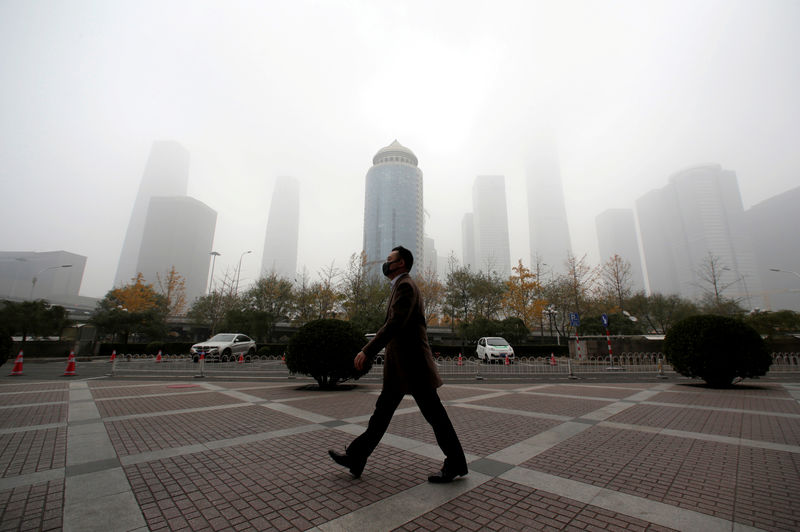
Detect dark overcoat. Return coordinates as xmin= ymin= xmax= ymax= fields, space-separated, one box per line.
xmin=362 ymin=273 xmax=443 ymax=393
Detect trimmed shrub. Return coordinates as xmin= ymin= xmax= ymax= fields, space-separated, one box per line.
xmin=287 ymin=319 xmax=369 ymax=389
xmin=664 ymin=315 xmax=771 ymax=387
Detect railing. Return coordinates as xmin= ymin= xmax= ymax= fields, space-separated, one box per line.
xmin=107 ymin=352 xmax=800 ymax=379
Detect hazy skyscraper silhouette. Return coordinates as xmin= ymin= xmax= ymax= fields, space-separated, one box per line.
xmin=595 ymin=208 xmax=646 ymax=293
xmin=261 ymin=176 xmax=300 ymax=280
xmin=136 ymin=196 xmax=217 ymax=306
xmin=471 ymin=175 xmax=511 ymax=277
xmin=115 ymin=141 xmax=189 ymax=287
xmin=461 ymin=213 xmax=475 ymax=269
xmin=745 ymin=185 xmax=800 ymax=311
xmin=363 ymin=140 xmax=424 ymax=275
xmin=636 ymin=164 xmax=760 ymax=306
xmin=526 ymin=141 xmax=572 ymax=273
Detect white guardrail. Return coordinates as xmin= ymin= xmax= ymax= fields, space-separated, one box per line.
xmin=107 ymin=352 xmax=800 ymax=379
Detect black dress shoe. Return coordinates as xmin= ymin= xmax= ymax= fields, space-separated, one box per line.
xmin=328 ymin=449 xmax=366 ymax=479
xmin=428 ymin=464 xmax=468 ymax=484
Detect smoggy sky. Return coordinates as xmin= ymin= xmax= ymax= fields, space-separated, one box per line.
xmin=1 ymin=0 xmax=798 ymax=298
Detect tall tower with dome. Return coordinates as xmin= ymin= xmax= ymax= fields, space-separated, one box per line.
xmin=363 ymin=140 xmax=424 ymax=276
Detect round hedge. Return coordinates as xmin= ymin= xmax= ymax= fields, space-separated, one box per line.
xmin=664 ymin=315 xmax=771 ymax=387
xmin=286 ymin=319 xmax=369 ymax=389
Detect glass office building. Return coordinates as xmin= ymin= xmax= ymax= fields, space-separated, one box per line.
xmin=363 ymin=140 xmax=424 ymax=276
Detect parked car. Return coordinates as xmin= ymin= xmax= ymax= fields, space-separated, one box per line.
xmin=191 ymin=333 xmax=256 ymax=362
xmin=364 ymin=333 xmax=385 ymax=363
xmin=476 ymin=337 xmax=515 ymax=363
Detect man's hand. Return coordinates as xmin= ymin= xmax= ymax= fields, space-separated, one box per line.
xmin=354 ymin=351 xmax=367 ymax=371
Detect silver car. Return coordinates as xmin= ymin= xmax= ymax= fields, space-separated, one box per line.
xmin=191 ymin=333 xmax=256 ymax=362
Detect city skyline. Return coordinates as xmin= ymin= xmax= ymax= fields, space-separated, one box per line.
xmin=1 ymin=2 xmax=798 ymax=299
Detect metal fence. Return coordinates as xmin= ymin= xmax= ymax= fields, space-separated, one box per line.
xmin=107 ymin=352 xmax=800 ymax=379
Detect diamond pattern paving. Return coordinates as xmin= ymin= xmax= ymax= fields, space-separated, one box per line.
xmin=0 ymin=404 xmax=67 ymax=429
xmin=105 ymin=405 xmax=310 ymax=456
xmin=0 ymin=427 xmax=67 ymax=477
xmin=0 ymin=479 xmax=63 ymax=531
xmin=393 ymin=477 xmax=678 ymax=531
xmin=96 ymin=391 xmax=245 ymax=417
xmin=125 ymin=430 xmax=439 ymax=531
xmin=474 ymin=392 xmax=611 ymax=417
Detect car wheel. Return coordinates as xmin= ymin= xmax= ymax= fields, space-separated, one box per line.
xmin=222 ymin=348 xmax=231 ymax=361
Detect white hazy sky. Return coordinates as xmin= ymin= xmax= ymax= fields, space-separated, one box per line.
xmin=1 ymin=0 xmax=798 ymax=298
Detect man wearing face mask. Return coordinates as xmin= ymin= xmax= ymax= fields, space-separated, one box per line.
xmin=328 ymin=245 xmax=468 ymax=483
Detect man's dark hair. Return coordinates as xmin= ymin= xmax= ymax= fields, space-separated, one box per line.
xmin=392 ymin=246 xmax=414 ymax=271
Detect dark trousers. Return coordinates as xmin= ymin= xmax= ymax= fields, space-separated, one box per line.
xmin=346 ymin=386 xmax=466 ymax=471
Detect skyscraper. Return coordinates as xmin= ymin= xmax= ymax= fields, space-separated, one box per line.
xmin=636 ymin=164 xmax=760 ymax=305
xmin=363 ymin=140 xmax=424 ymax=275
xmin=471 ymin=175 xmax=511 ymax=277
xmin=745 ymin=185 xmax=800 ymax=311
xmin=261 ymin=176 xmax=300 ymax=280
xmin=115 ymin=141 xmax=190 ymax=287
xmin=135 ymin=196 xmax=217 ymax=307
xmin=526 ymin=143 xmax=572 ymax=273
xmin=595 ymin=208 xmax=646 ymax=293
xmin=461 ymin=213 xmax=475 ymax=269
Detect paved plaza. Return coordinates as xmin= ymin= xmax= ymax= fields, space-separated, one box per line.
xmin=1 ymin=370 xmax=799 ymax=531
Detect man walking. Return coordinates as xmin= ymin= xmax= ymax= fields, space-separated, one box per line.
xmin=328 ymin=246 xmax=468 ymax=483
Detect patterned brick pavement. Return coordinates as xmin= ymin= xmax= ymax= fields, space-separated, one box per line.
xmin=0 ymin=375 xmax=799 ymax=531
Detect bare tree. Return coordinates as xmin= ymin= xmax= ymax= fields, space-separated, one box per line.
xmin=339 ymin=252 xmax=388 ymax=332
xmin=600 ymin=254 xmax=633 ymax=313
xmin=694 ymin=252 xmax=743 ymax=314
xmin=561 ymin=252 xmax=598 ymax=318
xmin=156 ymin=266 xmax=187 ymax=317
xmin=416 ymin=265 xmax=445 ymax=325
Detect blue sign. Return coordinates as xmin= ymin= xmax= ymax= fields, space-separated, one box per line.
xmin=601 ymin=314 xmax=609 ymax=328
xmin=569 ymin=312 xmax=580 ymax=327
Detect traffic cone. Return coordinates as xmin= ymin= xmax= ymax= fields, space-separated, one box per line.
xmin=9 ymin=351 xmax=24 ymax=376
xmin=282 ymin=353 xmax=286 ymax=364
xmin=109 ymin=350 xmax=116 ymax=363
xmin=63 ymin=352 xmax=77 ymax=376
xmin=457 ymin=353 xmax=463 ymax=366
xmin=238 ymin=353 xmax=244 ymax=364
xmin=155 ymin=350 xmax=162 ymax=363
xmin=505 ymin=354 xmax=510 ymax=365
xmin=550 ymin=353 xmax=556 ymax=366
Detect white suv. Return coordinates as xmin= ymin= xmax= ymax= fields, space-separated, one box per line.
xmin=191 ymin=333 xmax=256 ymax=362
xmin=476 ymin=337 xmax=515 ymax=363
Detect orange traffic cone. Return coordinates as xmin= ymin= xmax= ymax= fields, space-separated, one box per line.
xmin=457 ymin=353 xmax=463 ymax=366
xmin=63 ymin=352 xmax=77 ymax=376
xmin=155 ymin=350 xmax=162 ymax=363
xmin=109 ymin=350 xmax=116 ymax=363
xmin=9 ymin=351 xmax=24 ymax=376
xmin=282 ymin=353 xmax=286 ymax=364
xmin=238 ymin=353 xmax=244 ymax=364
xmin=550 ymin=353 xmax=556 ymax=366
xmin=505 ymin=354 xmax=510 ymax=366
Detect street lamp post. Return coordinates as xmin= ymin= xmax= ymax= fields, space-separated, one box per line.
xmin=770 ymin=268 xmax=800 ymax=280
xmin=208 ymin=251 xmax=221 ymax=294
xmin=30 ymin=264 xmax=72 ymax=300
xmin=235 ymin=251 xmax=252 ymax=294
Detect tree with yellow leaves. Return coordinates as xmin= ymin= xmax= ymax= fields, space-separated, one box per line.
xmin=156 ymin=266 xmax=187 ymax=317
xmin=502 ymin=260 xmax=546 ymax=331
xmin=91 ymin=273 xmax=167 ymax=343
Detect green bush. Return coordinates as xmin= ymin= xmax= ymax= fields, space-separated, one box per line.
xmin=664 ymin=315 xmax=771 ymax=387
xmin=286 ymin=319 xmax=369 ymax=389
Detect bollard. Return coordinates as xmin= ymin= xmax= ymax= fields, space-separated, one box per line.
xmin=195 ymin=353 xmax=206 ymax=378
xmin=567 ymin=358 xmax=577 ymax=379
